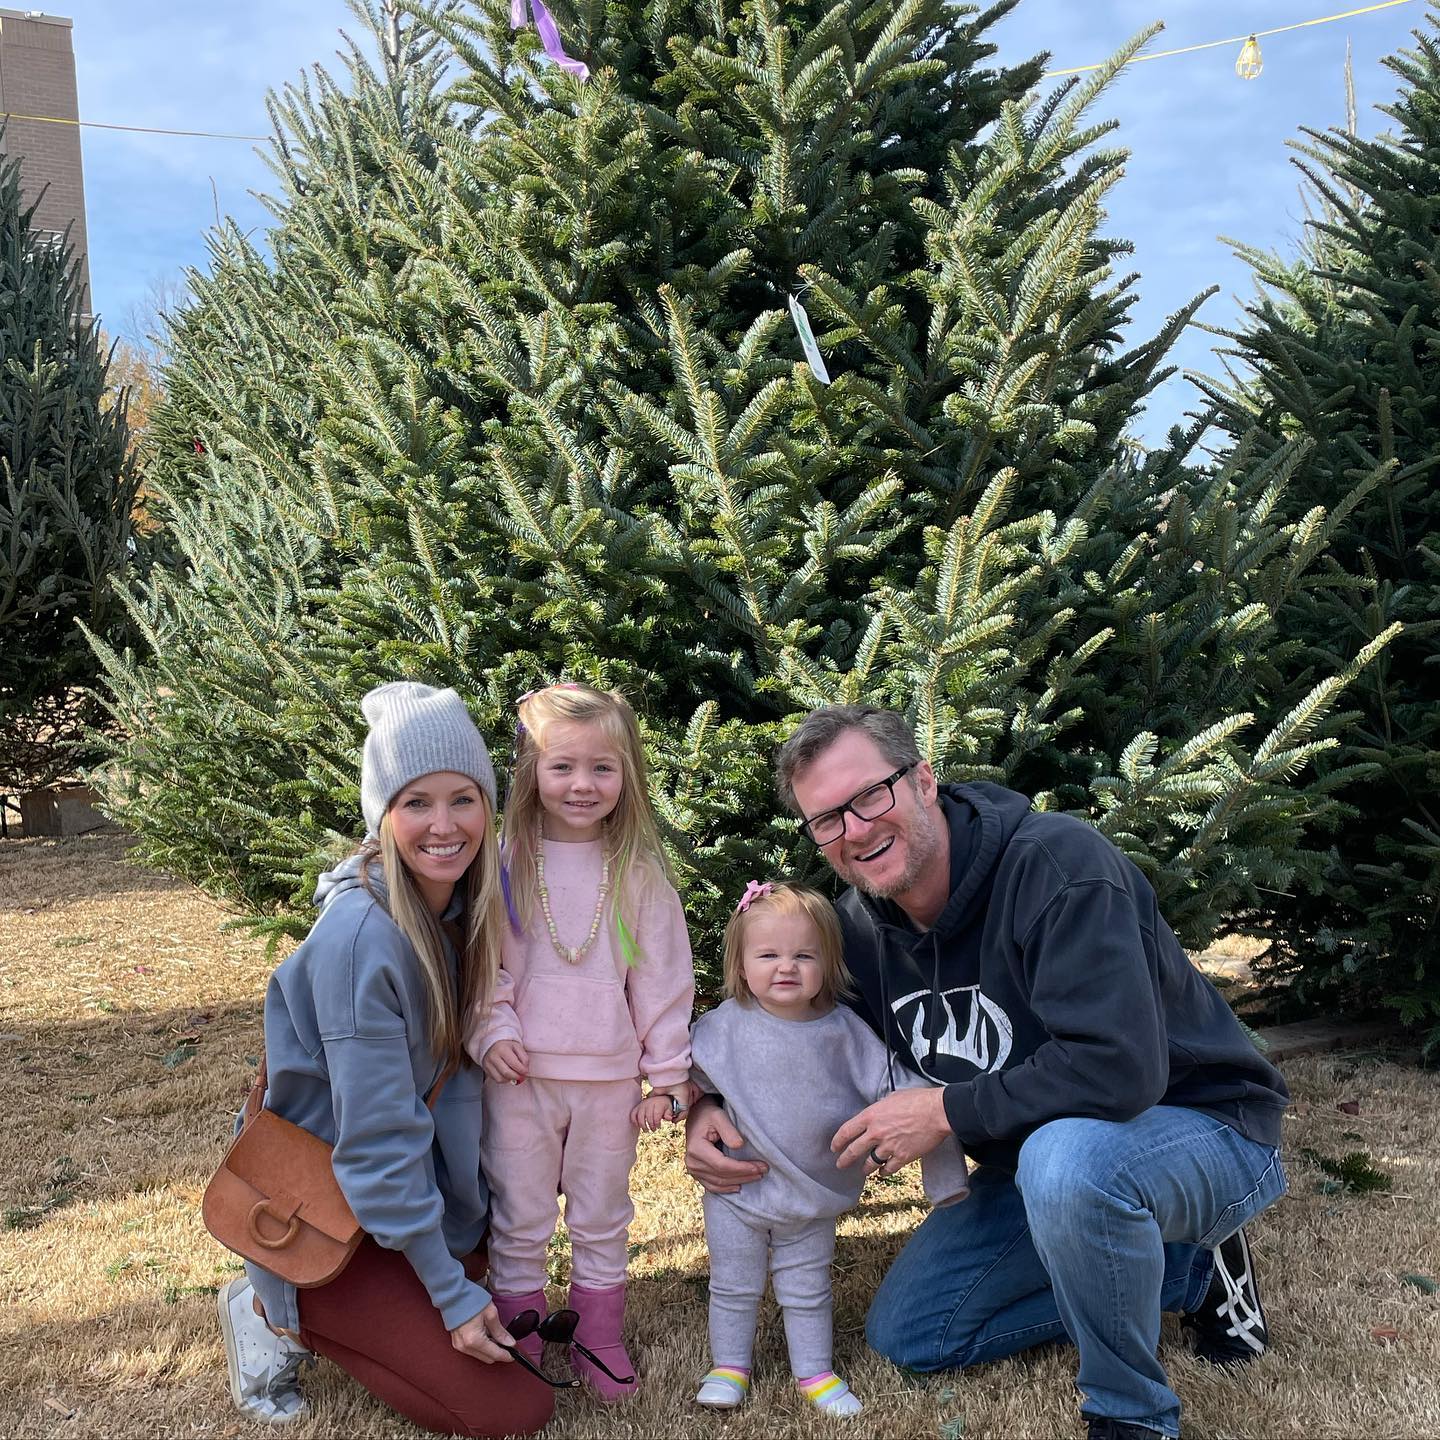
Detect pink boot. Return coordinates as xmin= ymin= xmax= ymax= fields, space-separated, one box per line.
xmin=491 ymin=1289 xmax=547 ymax=1364
xmin=567 ymin=1282 xmax=637 ymax=1402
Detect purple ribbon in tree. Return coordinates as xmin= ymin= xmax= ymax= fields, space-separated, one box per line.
xmin=511 ymin=0 xmax=590 ymax=80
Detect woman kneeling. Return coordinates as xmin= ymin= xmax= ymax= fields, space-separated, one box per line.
xmin=215 ymin=681 xmax=553 ymax=1436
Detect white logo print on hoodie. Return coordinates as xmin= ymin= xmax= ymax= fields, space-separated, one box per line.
xmin=890 ymin=985 xmax=1014 ymax=1080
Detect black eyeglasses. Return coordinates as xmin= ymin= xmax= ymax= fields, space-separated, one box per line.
xmin=499 ymin=1308 xmax=635 ymax=1390
xmin=797 ymin=763 xmax=916 ymax=846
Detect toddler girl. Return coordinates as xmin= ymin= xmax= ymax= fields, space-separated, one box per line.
xmin=689 ymin=881 xmax=969 ymax=1417
xmin=468 ymin=683 xmax=695 ymax=1401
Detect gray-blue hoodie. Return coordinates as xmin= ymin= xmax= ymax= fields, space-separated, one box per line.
xmin=243 ymin=855 xmax=490 ymax=1334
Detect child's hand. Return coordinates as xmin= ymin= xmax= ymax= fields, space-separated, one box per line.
xmin=674 ymin=1081 xmax=704 ymax=1115
xmin=631 ymin=1092 xmax=678 ymax=1132
xmin=481 ymin=1039 xmax=529 ymax=1084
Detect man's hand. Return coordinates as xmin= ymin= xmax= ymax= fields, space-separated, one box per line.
xmin=683 ymin=1096 xmax=768 ymax=1194
xmin=832 ymin=1087 xmax=951 ymax=1175
xmin=481 ymin=1039 xmax=529 ymax=1084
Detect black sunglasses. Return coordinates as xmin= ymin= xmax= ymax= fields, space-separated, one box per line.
xmin=500 ymin=1308 xmax=636 ymax=1390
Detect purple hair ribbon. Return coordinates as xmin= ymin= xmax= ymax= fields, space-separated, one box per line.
xmin=510 ymin=0 xmax=590 ymax=80
xmin=500 ymin=860 xmax=523 ymax=935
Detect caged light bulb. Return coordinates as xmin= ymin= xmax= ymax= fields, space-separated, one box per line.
xmin=1236 ymin=34 xmax=1263 ymax=80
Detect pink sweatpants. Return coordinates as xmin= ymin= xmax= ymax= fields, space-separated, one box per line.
xmin=482 ymin=1075 xmax=641 ymax=1295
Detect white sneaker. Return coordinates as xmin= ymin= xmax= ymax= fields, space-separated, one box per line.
xmin=217 ymin=1275 xmax=312 ymax=1424
xmin=695 ymin=1366 xmax=750 ymax=1408
xmin=799 ymin=1371 xmax=864 ymax=1416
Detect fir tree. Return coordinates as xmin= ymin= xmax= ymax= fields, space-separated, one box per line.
xmin=91 ymin=1 xmax=1388 ymax=988
xmin=1 ymin=143 xmax=137 ymax=794
xmin=1200 ymin=13 xmax=1440 ymax=1048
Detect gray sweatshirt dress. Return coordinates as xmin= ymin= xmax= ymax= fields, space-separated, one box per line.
xmin=689 ymin=999 xmax=968 ymax=1373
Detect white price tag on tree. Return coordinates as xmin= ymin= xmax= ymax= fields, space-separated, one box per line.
xmin=788 ymin=292 xmax=832 ymax=384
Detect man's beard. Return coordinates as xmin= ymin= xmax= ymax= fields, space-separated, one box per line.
xmin=843 ymin=801 xmax=942 ymax=901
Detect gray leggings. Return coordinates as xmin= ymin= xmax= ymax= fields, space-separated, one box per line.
xmin=703 ymin=1194 xmax=837 ymax=1378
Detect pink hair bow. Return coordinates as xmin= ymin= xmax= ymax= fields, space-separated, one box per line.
xmin=736 ymin=880 xmax=774 ymax=913
xmin=513 ymin=681 xmax=586 ymax=761
xmin=516 ymin=680 xmax=584 ymax=712
xmin=510 ymin=0 xmax=590 ymax=80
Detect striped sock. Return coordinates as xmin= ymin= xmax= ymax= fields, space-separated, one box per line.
xmin=797 ymin=1370 xmax=863 ymax=1416
xmin=696 ymin=1366 xmax=750 ymax=1408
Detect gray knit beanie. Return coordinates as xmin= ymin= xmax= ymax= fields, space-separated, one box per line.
xmin=359 ymin=682 xmax=497 ymax=837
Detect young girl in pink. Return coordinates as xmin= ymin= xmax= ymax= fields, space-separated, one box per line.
xmin=467 ymin=683 xmax=695 ymax=1401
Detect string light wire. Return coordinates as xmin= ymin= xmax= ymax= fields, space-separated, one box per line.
xmin=0 ymin=0 xmax=1424 ymax=139
xmin=0 ymin=111 xmax=266 ymax=141
xmin=1043 ymin=0 xmax=1419 ymax=78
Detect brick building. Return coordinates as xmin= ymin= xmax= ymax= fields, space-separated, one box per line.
xmin=0 ymin=7 xmax=89 ymax=304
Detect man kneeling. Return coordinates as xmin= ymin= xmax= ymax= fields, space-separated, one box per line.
xmin=686 ymin=706 xmax=1289 ymax=1440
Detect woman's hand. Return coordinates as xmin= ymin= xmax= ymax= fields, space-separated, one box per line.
xmin=481 ymin=1039 xmax=529 ymax=1084
xmin=450 ymin=1303 xmax=516 ymax=1364
xmin=683 ymin=1096 xmax=768 ymax=1194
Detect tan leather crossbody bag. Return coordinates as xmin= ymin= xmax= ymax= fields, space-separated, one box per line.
xmin=202 ymin=1056 xmax=451 ymax=1288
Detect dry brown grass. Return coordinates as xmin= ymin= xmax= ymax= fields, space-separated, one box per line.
xmin=3 ymin=831 xmax=1438 ymax=1439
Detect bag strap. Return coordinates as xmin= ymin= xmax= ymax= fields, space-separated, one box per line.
xmin=239 ymin=1054 xmax=269 ymax=1134
xmin=425 ymin=1059 xmax=458 ymax=1110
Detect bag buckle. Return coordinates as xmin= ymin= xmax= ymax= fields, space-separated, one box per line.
xmin=248 ymin=1195 xmax=302 ymax=1249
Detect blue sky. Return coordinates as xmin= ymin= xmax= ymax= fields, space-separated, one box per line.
xmin=51 ymin=0 xmax=1428 ymax=439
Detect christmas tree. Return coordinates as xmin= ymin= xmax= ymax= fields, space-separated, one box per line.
xmin=91 ymin=1 xmax=1388 ymax=985
xmin=1 ymin=143 xmax=137 ymax=795
xmin=1200 ymin=15 xmax=1440 ymax=1048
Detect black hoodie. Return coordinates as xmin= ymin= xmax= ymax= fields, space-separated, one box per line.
xmin=835 ymin=782 xmax=1290 ymax=1171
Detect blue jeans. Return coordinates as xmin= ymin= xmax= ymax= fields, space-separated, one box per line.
xmin=866 ymin=1106 xmax=1287 ymax=1437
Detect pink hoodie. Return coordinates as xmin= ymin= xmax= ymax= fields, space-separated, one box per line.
xmin=466 ymin=839 xmax=694 ymax=1086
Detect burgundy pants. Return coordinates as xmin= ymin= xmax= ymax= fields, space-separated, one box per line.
xmin=297 ymin=1238 xmax=555 ymax=1437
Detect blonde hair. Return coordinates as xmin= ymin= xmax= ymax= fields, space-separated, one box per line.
xmin=503 ymin=684 xmax=672 ymax=949
xmin=722 ymin=882 xmax=851 ymax=1011
xmin=360 ymin=787 xmax=505 ymax=1070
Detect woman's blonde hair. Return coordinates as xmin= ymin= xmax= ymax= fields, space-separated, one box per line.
xmin=722 ymin=882 xmax=851 ymax=1011
xmin=503 ymin=683 xmax=672 ymax=950
xmin=360 ymin=785 xmax=505 ymax=1070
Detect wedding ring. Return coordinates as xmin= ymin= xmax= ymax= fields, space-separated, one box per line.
xmin=868 ymin=1146 xmax=887 ymax=1168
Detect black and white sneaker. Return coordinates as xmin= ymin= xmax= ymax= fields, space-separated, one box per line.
xmin=1181 ymin=1226 xmax=1269 ymax=1365
xmin=1085 ymin=1419 xmax=1166 ymax=1439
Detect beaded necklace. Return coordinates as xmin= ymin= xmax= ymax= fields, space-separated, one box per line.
xmin=536 ymin=835 xmax=611 ymax=964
